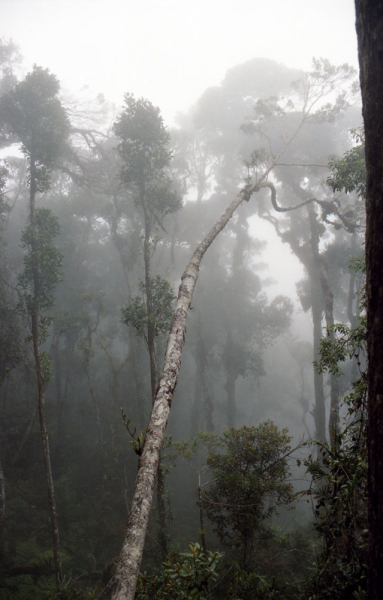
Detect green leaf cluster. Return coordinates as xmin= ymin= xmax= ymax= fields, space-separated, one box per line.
xmin=327 ymin=129 xmax=366 ymax=199
xmin=18 ymin=207 xmax=63 ymax=316
xmin=203 ymin=423 xmax=294 ymax=556
xmin=114 ymin=94 xmax=181 ymax=221
xmin=136 ymin=543 xmax=222 ymax=599
xmin=304 ymin=262 xmax=367 ymax=598
xmin=121 ymin=275 xmax=175 ymax=340
xmin=0 ymin=65 xmax=70 ymax=192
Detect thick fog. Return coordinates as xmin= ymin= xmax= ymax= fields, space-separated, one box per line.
xmin=2 ymin=0 xmax=357 ymax=124
xmin=0 ymin=2 xmax=366 ymax=599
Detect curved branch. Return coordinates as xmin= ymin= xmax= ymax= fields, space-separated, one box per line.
xmin=255 ymin=181 xmax=316 ymax=212
xmin=275 ymin=162 xmax=328 ymax=168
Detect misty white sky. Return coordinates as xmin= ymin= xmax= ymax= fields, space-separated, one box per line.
xmin=1 ymin=0 xmax=360 ymax=305
xmin=2 ymin=0 xmax=358 ymax=124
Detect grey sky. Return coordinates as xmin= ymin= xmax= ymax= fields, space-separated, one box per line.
xmin=1 ymin=0 xmax=359 ymax=303
xmin=1 ymin=0 xmax=358 ymax=124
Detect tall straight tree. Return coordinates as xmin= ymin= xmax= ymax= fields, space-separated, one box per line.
xmin=114 ymin=95 xmax=181 ymax=558
xmin=355 ymin=3 xmax=383 ymax=598
xmin=0 ymin=66 xmax=69 ymax=589
xmin=114 ymin=95 xmax=181 ymax=402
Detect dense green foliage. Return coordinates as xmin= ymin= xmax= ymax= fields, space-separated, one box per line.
xmin=113 ymin=94 xmax=181 ymax=220
xmin=203 ymin=423 xmax=294 ymax=565
xmin=18 ymin=208 xmax=62 ymax=317
xmin=327 ymin=129 xmax=366 ymax=199
xmin=0 ymin=65 xmax=69 ymax=192
xmin=121 ymin=275 xmax=176 ymax=341
xmin=136 ymin=543 xmax=222 ymax=599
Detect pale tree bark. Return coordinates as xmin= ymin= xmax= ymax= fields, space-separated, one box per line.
xmin=111 ymin=186 xmax=251 ymax=600
xmin=355 ymin=2 xmax=383 ymax=597
xmin=317 ymin=260 xmax=340 ymax=446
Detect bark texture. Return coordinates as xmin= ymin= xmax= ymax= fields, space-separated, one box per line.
xmin=111 ymin=188 xmax=250 ymax=600
xmin=0 ymin=444 xmax=5 ymax=558
xmin=355 ymin=2 xmax=383 ymax=597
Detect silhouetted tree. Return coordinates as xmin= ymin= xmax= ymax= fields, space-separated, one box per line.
xmin=0 ymin=65 xmax=69 ymax=589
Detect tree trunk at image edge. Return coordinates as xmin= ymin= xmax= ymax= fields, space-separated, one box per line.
xmin=355 ymin=3 xmax=383 ymax=597
xmin=0 ymin=443 xmax=5 ymax=560
xmin=29 ymin=159 xmax=62 ymax=588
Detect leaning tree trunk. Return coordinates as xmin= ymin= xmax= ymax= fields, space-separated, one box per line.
xmin=111 ymin=186 xmax=252 ymax=600
xmin=111 ymin=116 xmax=319 ymax=599
xmin=355 ymin=3 xmax=383 ymax=598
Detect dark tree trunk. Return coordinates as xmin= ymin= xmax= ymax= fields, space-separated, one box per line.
xmin=318 ymin=261 xmax=340 ymax=445
xmin=142 ymin=192 xmax=168 ymax=560
xmin=191 ymin=310 xmax=215 ymax=434
xmin=29 ymin=159 xmax=62 ymax=589
xmin=52 ymin=325 xmax=64 ymax=473
xmin=109 ymin=205 xmax=149 ymax=426
xmin=355 ymin=3 xmax=383 ymax=597
xmin=12 ymin=398 xmax=38 ymax=466
xmin=225 ymin=332 xmax=237 ymax=429
xmin=142 ymin=197 xmax=158 ymax=403
xmin=262 ymin=199 xmax=327 ymax=442
xmin=191 ymin=359 xmax=202 ymax=434
xmin=310 ymin=271 xmax=327 ymax=442
xmin=0 ymin=442 xmax=5 ymax=560
xmin=307 ymin=204 xmax=327 ymax=443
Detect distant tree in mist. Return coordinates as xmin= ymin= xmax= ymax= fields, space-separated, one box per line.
xmin=0 ymin=65 xmax=69 ymax=589
xmin=114 ymin=94 xmax=181 ymax=402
